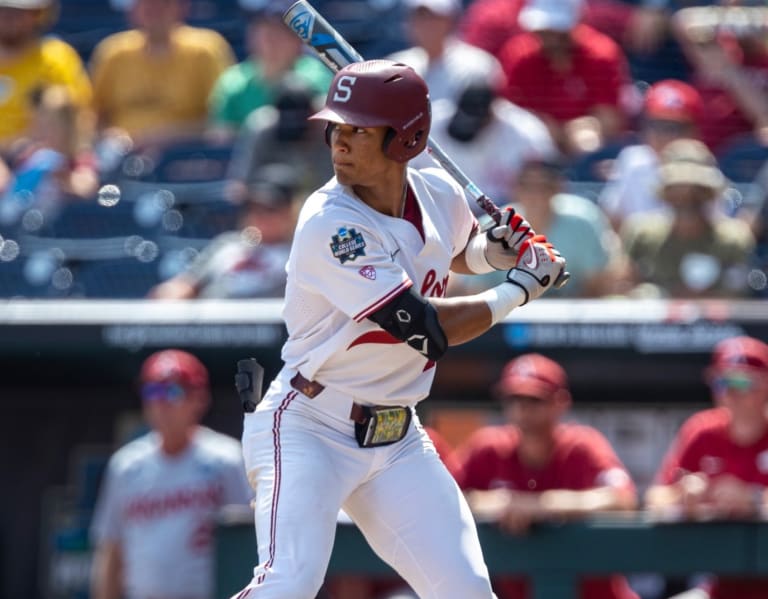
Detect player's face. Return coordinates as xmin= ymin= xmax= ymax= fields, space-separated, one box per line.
xmin=141 ymin=382 xmax=201 ymax=437
xmin=328 ymin=124 xmax=394 ymax=186
xmin=504 ymin=395 xmax=559 ymax=436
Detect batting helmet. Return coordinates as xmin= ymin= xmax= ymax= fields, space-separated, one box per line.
xmin=309 ymin=60 xmax=431 ymax=163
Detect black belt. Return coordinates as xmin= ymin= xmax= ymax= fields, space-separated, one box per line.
xmin=289 ymin=372 xmax=376 ymax=425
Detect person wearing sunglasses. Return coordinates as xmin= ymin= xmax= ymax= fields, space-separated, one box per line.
xmin=89 ymin=349 xmax=252 ymax=599
xmin=645 ymin=335 xmax=768 ymax=599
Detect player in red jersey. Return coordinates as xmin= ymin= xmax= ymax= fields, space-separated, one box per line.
xmin=454 ymin=353 xmax=639 ymax=599
xmin=646 ymin=335 xmax=768 ymax=599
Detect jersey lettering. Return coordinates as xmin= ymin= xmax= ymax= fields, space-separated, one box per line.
xmin=421 ymin=269 xmax=449 ymax=298
xmin=333 ymin=76 xmax=357 ymax=103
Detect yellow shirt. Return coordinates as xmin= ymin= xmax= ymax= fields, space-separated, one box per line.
xmin=0 ymin=36 xmax=92 ymax=146
xmin=90 ymin=25 xmax=234 ymax=139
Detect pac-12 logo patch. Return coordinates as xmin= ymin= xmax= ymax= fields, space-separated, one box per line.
xmin=359 ymin=265 xmax=376 ymax=280
xmin=330 ymin=227 xmax=366 ymax=263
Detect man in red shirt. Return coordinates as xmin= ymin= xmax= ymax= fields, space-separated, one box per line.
xmin=454 ymin=353 xmax=639 ymax=599
xmin=646 ymin=335 xmax=768 ymax=599
xmin=495 ymin=0 xmax=631 ymax=156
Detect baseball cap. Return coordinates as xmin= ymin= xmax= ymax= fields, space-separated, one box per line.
xmin=658 ymin=138 xmax=725 ymax=192
xmin=644 ymin=80 xmax=702 ymax=123
xmin=140 ymin=349 xmax=209 ymax=389
xmin=707 ymin=336 xmax=768 ymax=378
xmin=448 ymin=82 xmax=494 ymax=142
xmin=492 ymin=353 xmax=569 ymax=401
xmin=403 ymin=0 xmax=460 ymax=17
xmin=519 ymin=0 xmax=583 ymax=32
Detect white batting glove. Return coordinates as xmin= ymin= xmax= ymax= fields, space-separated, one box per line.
xmin=506 ymin=235 xmax=567 ymax=304
xmin=485 ymin=207 xmax=535 ymax=270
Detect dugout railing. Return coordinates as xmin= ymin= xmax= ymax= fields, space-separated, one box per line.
xmin=214 ymin=509 xmax=768 ymax=599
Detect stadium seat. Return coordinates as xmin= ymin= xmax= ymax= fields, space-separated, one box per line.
xmin=716 ymin=135 xmax=768 ymax=183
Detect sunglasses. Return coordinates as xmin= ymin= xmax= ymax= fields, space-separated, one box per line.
xmin=141 ymin=381 xmax=187 ymax=403
xmin=711 ymin=372 xmax=759 ymax=394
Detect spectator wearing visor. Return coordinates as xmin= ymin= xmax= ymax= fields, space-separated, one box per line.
xmin=89 ymin=349 xmax=252 ymax=599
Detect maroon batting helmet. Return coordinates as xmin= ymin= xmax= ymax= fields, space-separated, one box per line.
xmin=309 ymin=59 xmax=431 ymax=162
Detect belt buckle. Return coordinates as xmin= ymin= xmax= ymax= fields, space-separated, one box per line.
xmin=354 ymin=405 xmax=412 ymax=448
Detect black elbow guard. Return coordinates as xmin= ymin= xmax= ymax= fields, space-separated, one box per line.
xmin=367 ymin=287 xmax=448 ymax=361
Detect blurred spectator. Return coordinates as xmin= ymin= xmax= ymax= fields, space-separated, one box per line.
xmin=90 ymin=0 xmax=235 ymax=146
xmin=620 ymin=138 xmax=755 ymax=299
xmin=599 ymin=79 xmax=702 ymax=231
xmin=207 ymin=5 xmax=332 ymax=136
xmin=89 ymin=349 xmax=253 ymax=599
xmin=454 ymin=353 xmax=639 ymax=599
xmin=645 ymin=335 xmax=768 ymax=599
xmin=495 ymin=0 xmax=632 ymax=157
xmin=0 ymin=0 xmax=92 ymax=150
xmin=388 ymin=0 xmax=504 ymax=104
xmin=409 ymin=81 xmax=557 ymax=214
xmin=0 ymin=85 xmax=99 ymax=229
xmin=225 ymin=75 xmax=333 ymax=203
xmin=461 ymin=0 xmax=671 ymax=80
xmin=450 ymin=159 xmax=628 ymax=298
xmin=672 ymin=2 xmax=768 ymax=153
xmin=148 ymin=163 xmax=298 ymax=299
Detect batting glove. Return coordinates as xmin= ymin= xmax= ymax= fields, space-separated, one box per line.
xmin=506 ymin=235 xmax=567 ymax=304
xmin=485 ymin=207 xmax=535 ymax=270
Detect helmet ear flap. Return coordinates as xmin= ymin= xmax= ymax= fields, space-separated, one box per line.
xmin=382 ymin=127 xmax=397 ymax=159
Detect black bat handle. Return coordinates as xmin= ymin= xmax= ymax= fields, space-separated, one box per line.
xmin=235 ymin=358 xmax=264 ymax=413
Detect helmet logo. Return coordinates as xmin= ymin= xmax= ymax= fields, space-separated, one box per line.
xmin=333 ymin=76 xmax=357 ymax=103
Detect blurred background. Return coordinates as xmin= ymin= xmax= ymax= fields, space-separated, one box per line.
xmin=2 ymin=0 xmax=768 ymax=598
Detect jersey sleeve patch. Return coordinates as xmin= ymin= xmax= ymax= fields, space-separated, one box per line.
xmin=330 ymin=227 xmax=366 ymax=263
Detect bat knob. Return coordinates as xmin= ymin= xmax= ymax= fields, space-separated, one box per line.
xmin=554 ymin=270 xmax=570 ymax=289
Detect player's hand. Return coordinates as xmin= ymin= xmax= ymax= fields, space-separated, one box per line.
xmin=484 ymin=207 xmax=535 ymax=270
xmin=506 ymin=235 xmax=566 ymax=304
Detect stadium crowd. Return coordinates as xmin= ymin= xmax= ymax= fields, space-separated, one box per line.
xmin=0 ymin=0 xmax=765 ymax=300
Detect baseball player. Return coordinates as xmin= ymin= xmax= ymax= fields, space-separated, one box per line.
xmin=645 ymin=335 xmax=768 ymax=599
xmin=90 ymin=349 xmax=253 ymax=599
xmin=230 ymin=59 xmax=566 ymax=599
xmin=453 ymin=353 xmax=639 ymax=599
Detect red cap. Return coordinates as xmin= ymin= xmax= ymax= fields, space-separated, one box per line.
xmin=644 ymin=79 xmax=702 ymax=123
xmin=708 ymin=336 xmax=768 ymax=376
xmin=140 ymin=349 xmax=209 ymax=389
xmin=493 ymin=353 xmax=568 ymax=401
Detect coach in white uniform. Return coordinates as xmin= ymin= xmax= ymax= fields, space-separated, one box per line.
xmin=90 ymin=350 xmax=253 ymax=599
xmin=232 ymin=60 xmax=566 ymax=599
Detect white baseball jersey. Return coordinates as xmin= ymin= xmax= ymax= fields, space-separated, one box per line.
xmin=280 ymin=166 xmax=476 ymax=406
xmin=90 ymin=427 xmax=253 ymax=599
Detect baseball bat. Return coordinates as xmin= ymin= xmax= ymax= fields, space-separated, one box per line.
xmin=282 ymin=0 xmax=569 ymax=288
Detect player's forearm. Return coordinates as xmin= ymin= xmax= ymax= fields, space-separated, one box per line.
xmin=540 ymin=487 xmax=636 ymax=516
xmin=431 ymin=296 xmax=494 ymax=346
xmin=644 ymin=484 xmax=684 ymax=511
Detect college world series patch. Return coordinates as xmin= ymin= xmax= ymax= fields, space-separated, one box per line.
xmin=330 ymin=227 xmax=366 ymax=263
